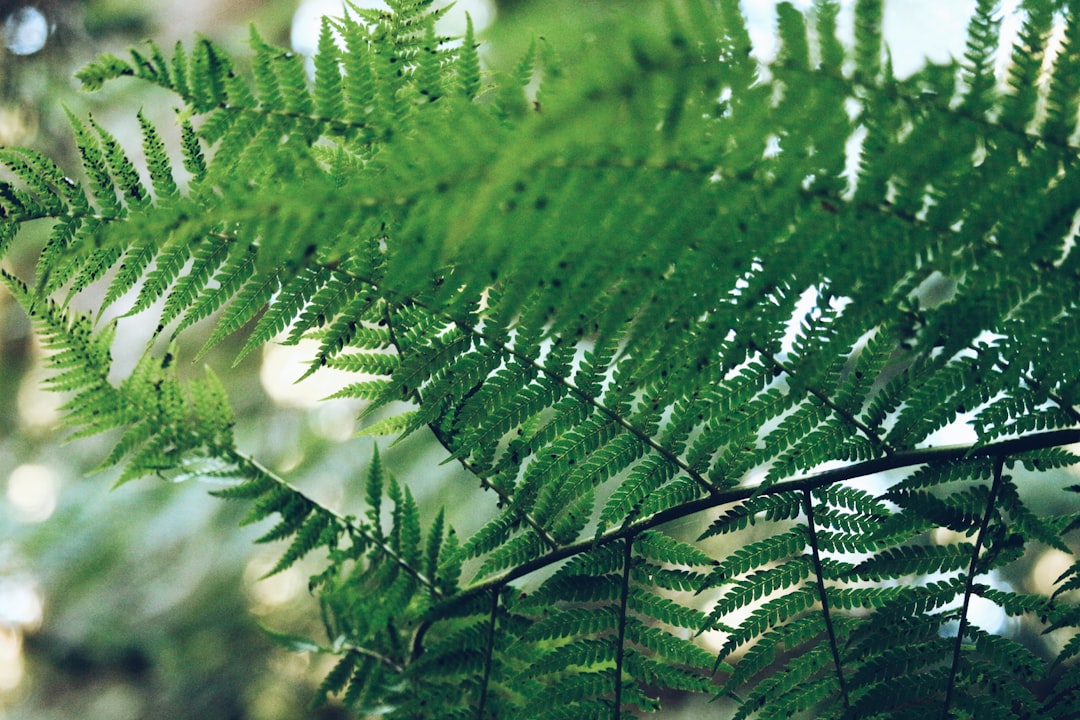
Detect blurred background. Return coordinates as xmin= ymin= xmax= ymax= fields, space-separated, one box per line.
xmin=0 ymin=1 xmax=1075 ymax=719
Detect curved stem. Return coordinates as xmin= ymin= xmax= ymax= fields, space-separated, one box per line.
xmin=380 ymin=299 xmax=561 ymax=552
xmin=230 ymin=450 xmax=444 ymax=599
xmin=613 ymin=537 xmax=634 ymax=719
xmin=454 ymin=428 xmax=1080 ymax=604
xmin=751 ymin=340 xmax=893 ymax=457
xmin=803 ymin=488 xmax=850 ymax=714
xmin=942 ymin=454 xmax=1006 ymax=718
xmin=476 ymin=588 xmax=501 ymax=720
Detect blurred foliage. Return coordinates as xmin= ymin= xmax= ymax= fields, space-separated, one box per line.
xmin=0 ymin=2 xmax=402 ymax=719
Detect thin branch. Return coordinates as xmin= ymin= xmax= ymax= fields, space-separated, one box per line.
xmin=942 ymin=454 xmax=1006 ymax=718
xmin=476 ymin=588 xmax=501 ymax=720
xmin=340 ymin=643 xmax=405 ymax=674
xmin=444 ymin=313 xmax=722 ymax=499
xmin=454 ymin=428 xmax=1080 ymax=604
xmin=802 ymin=488 xmax=850 ymax=714
xmin=613 ymin=537 xmax=634 ymax=719
xmin=333 ymin=267 xmax=722 ymax=501
xmin=380 ymin=299 xmax=562 ymax=552
xmin=751 ymin=340 xmax=893 ymax=456
xmin=227 ymin=450 xmax=445 ymax=600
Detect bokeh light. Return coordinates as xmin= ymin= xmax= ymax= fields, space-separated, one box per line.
xmin=6 ymin=463 xmax=60 ymax=523
xmin=2 ymin=7 xmax=49 ymax=56
xmin=260 ymin=340 xmax=360 ymax=409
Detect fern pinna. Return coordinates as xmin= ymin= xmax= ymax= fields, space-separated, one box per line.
xmin=2 ymin=0 xmax=1080 ymax=717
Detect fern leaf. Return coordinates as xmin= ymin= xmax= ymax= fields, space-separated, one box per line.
xmin=1044 ymin=5 xmax=1080 ymax=143
xmin=719 ymin=586 xmax=818 ymax=658
xmin=235 ymin=266 xmax=332 ymax=364
xmin=311 ymin=651 xmax=359 ymax=707
xmin=264 ymin=511 xmax=337 ymax=578
xmin=124 ymin=224 xmax=205 ymax=319
xmin=706 ymin=527 xmax=808 ymax=585
xmin=189 ymin=37 xmax=229 ymax=112
xmin=65 ymin=109 xmax=122 ymax=217
xmin=157 ymin=231 xmax=234 ymax=333
xmin=960 ymin=0 xmax=1002 ymax=117
xmin=89 ymin=115 xmax=148 ymax=208
xmin=707 ymin=557 xmax=814 ymax=627
xmin=74 ymin=52 xmax=136 ymax=91
xmin=855 ymin=542 xmax=976 ymax=580
xmin=210 ymin=473 xmax=276 ymax=500
xmin=457 ymin=14 xmax=481 ymax=101
xmin=358 ymin=411 xmax=420 ymax=436
xmin=195 ymin=270 xmax=280 ymax=362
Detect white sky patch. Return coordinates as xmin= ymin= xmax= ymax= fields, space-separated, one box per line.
xmin=927 ymin=568 xmax=1015 ymax=637
xmin=779 ymin=285 xmax=851 ymax=358
xmin=741 ymin=0 xmax=1024 ymax=78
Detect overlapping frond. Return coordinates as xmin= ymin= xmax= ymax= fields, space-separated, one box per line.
xmin=1 ymin=0 xmax=1079 ymax=718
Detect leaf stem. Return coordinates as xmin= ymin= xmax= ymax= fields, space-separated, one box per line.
xmin=942 ymin=454 xmax=1006 ymax=718
xmin=381 ymin=300 xmax=562 ymax=551
xmin=230 ymin=450 xmax=445 ymax=599
xmin=453 ymin=428 xmax=1080 ymax=604
xmin=802 ymin=488 xmax=850 ymax=714
xmin=476 ymin=588 xmax=500 ymax=720
xmin=752 ymin=340 xmax=893 ymax=456
xmin=613 ymin=537 xmax=634 ymax=719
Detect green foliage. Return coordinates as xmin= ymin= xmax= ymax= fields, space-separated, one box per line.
xmin=2 ymin=0 xmax=1080 ymax=717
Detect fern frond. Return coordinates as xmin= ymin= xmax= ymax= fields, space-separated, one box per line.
xmin=4 ymin=1 xmax=1080 ymax=717
xmin=1044 ymin=5 xmax=1080 ymax=143
xmin=196 ymin=270 xmax=281 ymax=362
xmin=458 ymin=14 xmax=481 ymax=101
xmin=960 ymin=0 xmax=1002 ymax=117
xmin=854 ymin=542 xmax=977 ymax=580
